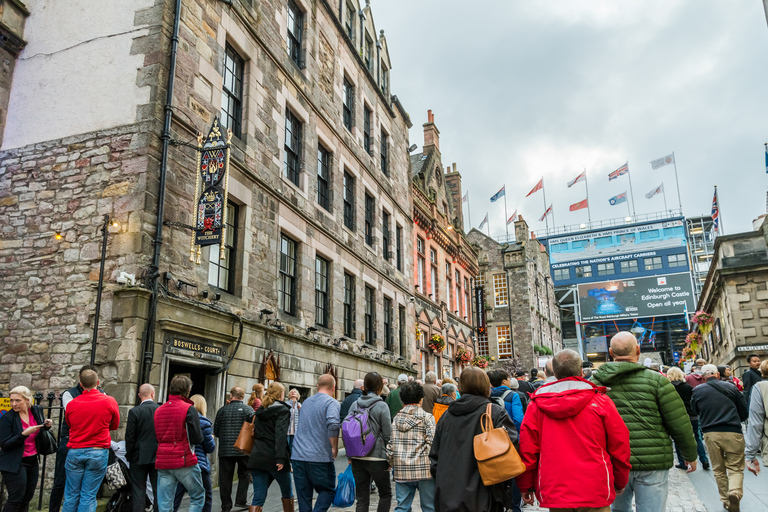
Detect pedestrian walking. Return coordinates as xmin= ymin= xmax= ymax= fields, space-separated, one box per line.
xmin=0 ymin=385 xmax=53 ymax=512
xmin=287 ymin=388 xmax=301 ymax=452
xmin=291 ymin=374 xmax=340 ymax=512
xmin=667 ymin=367 xmax=710 ymax=471
xmin=248 ymin=382 xmax=294 ymax=512
xmin=387 ymin=381 xmax=436 ymax=512
xmin=214 ymin=386 xmax=255 ymax=512
xmin=515 ymin=371 xmax=535 ymax=396
xmin=154 ymin=375 xmax=205 ymax=512
xmin=431 ymin=383 xmax=457 ymax=423
xmin=741 ymin=354 xmax=763 ymax=405
xmin=691 ymin=365 xmax=749 ymax=512
xmin=746 ymin=360 xmax=768 ymax=475
xmin=346 ymin=372 xmax=393 ymax=512
xmin=518 ymin=349 xmax=631 ymax=511
xmin=62 ymin=369 xmax=120 ymax=512
xmin=421 ymin=372 xmax=441 ymax=415
xmin=591 ymin=332 xmax=697 ymax=512
xmin=686 ymin=359 xmax=708 ymax=388
xmin=248 ymin=383 xmax=264 ymax=410
xmin=173 ymin=395 xmax=216 ymax=512
xmin=429 ymin=367 xmax=518 ymax=512
xmin=487 ymin=369 xmax=524 ymax=431
xmin=386 ymin=374 xmax=409 ymax=418
xmin=718 ymin=365 xmax=744 ymax=392
xmin=340 ymin=379 xmax=363 ymax=420
xmin=125 ymin=383 xmax=160 ymax=512
xmin=442 ymin=377 xmax=460 ymax=398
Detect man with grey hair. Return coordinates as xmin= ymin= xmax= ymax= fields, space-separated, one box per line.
xmin=543 ymin=359 xmax=556 ymax=383
xmin=431 ymin=383 xmax=458 ymax=423
xmin=421 ymin=372 xmax=440 ymax=414
xmin=692 ymin=364 xmax=748 ymax=511
xmin=592 ymin=332 xmax=697 ymax=512
xmin=125 ymin=383 xmax=159 ymax=512
xmin=386 ymin=374 xmax=409 ymax=418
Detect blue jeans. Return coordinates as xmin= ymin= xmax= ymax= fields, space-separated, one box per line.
xmin=292 ymin=460 xmax=336 ymax=512
xmin=251 ymin=468 xmax=293 ymax=506
xmin=62 ymin=448 xmax=109 ymax=512
xmin=158 ymin=466 xmax=205 ymax=512
xmin=611 ymin=470 xmax=669 ymax=512
xmin=675 ymin=419 xmax=709 ymax=465
xmin=173 ymin=468 xmax=212 ymax=512
xmin=394 ymin=480 xmax=435 ymax=512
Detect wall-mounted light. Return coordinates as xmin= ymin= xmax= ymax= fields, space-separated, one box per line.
xmin=55 ymin=232 xmax=63 ymax=240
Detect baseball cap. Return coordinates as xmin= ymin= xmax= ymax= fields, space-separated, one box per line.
xmin=701 ymin=364 xmax=719 ymax=376
xmin=397 ymin=374 xmax=408 ymax=383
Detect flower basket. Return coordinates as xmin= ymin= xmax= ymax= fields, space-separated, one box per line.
xmin=471 ymin=355 xmax=490 ymax=369
xmin=429 ymin=334 xmax=445 ymax=353
xmin=692 ymin=310 xmax=714 ymax=339
xmin=456 ymin=347 xmax=472 ymax=365
xmin=685 ymin=332 xmax=701 ymax=352
xmin=415 ymin=325 xmax=422 ymax=338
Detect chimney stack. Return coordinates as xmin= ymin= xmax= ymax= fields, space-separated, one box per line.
xmin=514 ymin=216 xmax=530 ymax=243
xmin=422 ymin=109 xmax=440 ymax=154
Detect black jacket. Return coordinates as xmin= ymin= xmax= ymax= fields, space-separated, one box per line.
xmin=691 ymin=378 xmax=748 ymax=434
xmin=0 ymin=406 xmax=48 ymax=473
xmin=247 ymin=401 xmax=291 ymax=471
xmin=742 ymin=367 xmax=764 ymax=403
xmin=671 ymin=380 xmax=695 ymax=418
xmin=213 ymin=400 xmax=254 ymax=458
xmin=340 ymin=389 xmax=362 ymax=420
xmin=516 ymin=379 xmax=535 ymax=396
xmin=125 ymin=400 xmax=160 ymax=466
xmin=429 ymin=394 xmax=518 ymax=512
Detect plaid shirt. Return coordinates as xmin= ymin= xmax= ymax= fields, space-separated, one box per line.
xmin=386 ymin=405 xmax=435 ymax=481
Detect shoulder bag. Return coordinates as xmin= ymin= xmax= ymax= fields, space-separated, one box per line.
xmin=234 ymin=416 xmax=256 ymax=454
xmin=32 ymin=408 xmax=57 ymax=456
xmin=473 ymin=403 xmax=525 ymax=486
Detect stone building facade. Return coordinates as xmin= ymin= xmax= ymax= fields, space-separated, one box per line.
xmin=410 ymin=111 xmax=478 ymax=379
xmin=696 ymin=220 xmax=768 ymax=376
xmin=467 ymin=217 xmax=562 ymax=370
xmin=1 ymin=0 xmax=416 ymax=433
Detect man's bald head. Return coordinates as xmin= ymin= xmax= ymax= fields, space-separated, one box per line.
xmin=138 ymin=383 xmax=155 ymax=400
xmin=544 ymin=358 xmax=554 ymax=378
xmin=353 ymin=379 xmax=364 ymax=390
xmin=317 ymin=374 xmax=336 ymax=392
xmin=610 ymin=332 xmax=640 ymax=362
xmin=230 ymin=386 xmax=245 ymax=400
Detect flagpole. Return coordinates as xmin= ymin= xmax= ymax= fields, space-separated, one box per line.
xmin=584 ymin=168 xmax=592 ymax=226
xmin=466 ymin=191 xmax=472 ymax=229
xmin=662 ymin=185 xmax=668 ymax=213
xmin=672 ymin=151 xmax=682 ymax=213
xmin=541 ymin=177 xmax=550 ymax=233
xmin=626 ymin=194 xmax=631 ymax=218
xmin=715 ymin=185 xmax=724 ymax=235
xmin=626 ymin=164 xmax=636 ymax=218
xmin=503 ymin=184 xmax=509 ymax=241
xmin=487 ymin=215 xmax=491 ymax=237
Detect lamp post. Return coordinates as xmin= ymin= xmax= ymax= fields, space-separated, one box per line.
xmin=91 ymin=214 xmax=117 ymax=365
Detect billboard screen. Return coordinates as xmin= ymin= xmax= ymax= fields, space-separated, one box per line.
xmin=577 ymin=272 xmax=695 ymax=322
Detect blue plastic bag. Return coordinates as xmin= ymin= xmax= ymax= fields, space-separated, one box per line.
xmin=332 ymin=464 xmax=356 ymax=508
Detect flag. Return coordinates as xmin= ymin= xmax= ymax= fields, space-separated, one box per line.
xmin=609 ymin=192 xmax=627 ymax=206
xmin=479 ymin=213 xmax=489 ymax=230
xmin=567 ymin=171 xmax=586 ymax=187
xmin=765 ymin=145 xmax=767 ymax=174
xmin=526 ymin=178 xmax=543 ymax=197
xmin=645 ymin=183 xmax=664 ymax=199
xmin=608 ymin=162 xmax=629 ymax=181
xmin=569 ymin=198 xmax=588 ymax=211
xmin=462 ymin=191 xmax=469 ymax=203
xmin=506 ymin=210 xmax=518 ymax=225
xmin=539 ymin=204 xmax=553 ymax=221
xmin=650 ymin=153 xmax=675 ymax=170
xmin=490 ymin=185 xmax=505 ymax=202
xmin=711 ymin=188 xmax=719 ymax=234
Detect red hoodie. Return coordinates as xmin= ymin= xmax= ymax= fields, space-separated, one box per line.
xmin=516 ymin=377 xmax=631 ymax=509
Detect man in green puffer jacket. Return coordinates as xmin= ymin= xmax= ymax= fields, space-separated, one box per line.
xmin=592 ymin=332 xmax=698 ymax=512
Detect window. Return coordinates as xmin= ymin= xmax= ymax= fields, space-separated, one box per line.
xmin=417 ymin=237 xmax=426 ymax=292
xmin=383 ymin=297 xmax=392 ymax=351
xmin=286 ymin=0 xmax=303 ymax=67
xmin=317 ymin=145 xmax=331 ymax=210
xmin=364 ymin=193 xmax=375 ymax=246
xmin=668 ymin=254 xmax=687 ymax=268
xmin=343 ymin=171 xmax=355 ymax=230
xmin=446 ymin=274 xmax=452 ymax=312
xmin=430 ymin=248 xmax=437 ymax=265
xmin=396 ymin=224 xmax=402 ymax=271
xmin=639 ymin=230 xmax=660 ymax=240
xmin=644 ymin=257 xmax=663 ymax=270
xmin=478 ymin=271 xmax=485 ymax=289
xmin=430 ymin=266 xmax=438 ymax=300
xmin=399 ymin=306 xmax=406 ymax=355
xmin=343 ymin=273 xmax=355 ymax=338
xmin=365 ymin=285 xmax=375 ymax=344
xmin=382 ymin=211 xmax=390 ymax=260
xmin=345 ymin=2 xmax=355 ymax=42
xmin=364 ymin=35 xmax=373 ymax=72
xmin=314 ymin=256 xmax=329 ymax=327
xmin=575 ymin=265 xmax=592 ymax=278
xmin=279 ymin=235 xmax=297 ymax=315
xmin=363 ymin=106 xmax=372 ymax=153
xmin=497 ymin=325 xmax=512 ymax=358
xmin=284 ymin=107 xmax=301 ymax=186
xmin=620 ymin=234 xmax=635 ymax=244
xmin=380 ymin=65 xmax=388 ymax=95
xmin=477 ymin=329 xmax=489 ymax=356
xmin=208 ymin=203 xmax=238 ymax=293
xmin=221 ymin=44 xmax=244 ymax=138
xmin=553 ymin=267 xmax=570 ymax=281
xmin=342 ymin=78 xmax=353 ymax=131
xmin=380 ymin=132 xmax=389 ymax=176
xmin=455 ymin=270 xmax=461 ymax=314
xmin=464 ymin=278 xmax=470 ymax=318
xmin=597 ymin=262 xmax=615 ymax=276
xmin=620 ymin=259 xmax=638 ymax=273
xmin=595 ymin=236 xmax=613 ymax=247
xmin=493 ymin=273 xmax=508 ymax=307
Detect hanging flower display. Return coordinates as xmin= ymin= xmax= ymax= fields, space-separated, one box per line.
xmin=429 ymin=334 xmax=446 ymax=353
xmin=471 ymin=355 xmax=490 ymax=369
xmin=685 ymin=332 xmax=701 ymax=352
xmin=681 ymin=345 xmax=695 ymax=360
xmin=692 ymin=310 xmax=714 ymax=339
xmin=455 ymin=347 xmax=472 ymax=365
xmin=415 ymin=325 xmax=422 ymax=339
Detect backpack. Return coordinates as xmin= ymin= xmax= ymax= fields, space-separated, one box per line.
xmin=341 ymin=403 xmax=379 ymax=457
xmin=432 ymin=400 xmax=449 ymax=423
xmin=491 ymin=389 xmax=513 ymax=411
xmin=473 ymin=403 xmax=525 ymax=486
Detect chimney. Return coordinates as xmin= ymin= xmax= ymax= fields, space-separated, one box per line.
xmin=422 ymin=109 xmax=440 ymax=154
xmin=514 ymin=216 xmax=530 ymax=243
xmin=444 ymin=162 xmax=464 ymax=232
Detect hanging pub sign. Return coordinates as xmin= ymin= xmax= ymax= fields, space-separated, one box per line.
xmin=190 ymin=117 xmax=232 ymax=264
xmin=474 ymin=286 xmax=486 ymax=336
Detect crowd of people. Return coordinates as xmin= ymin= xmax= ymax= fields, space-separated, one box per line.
xmin=1 ymin=335 xmax=768 ymax=512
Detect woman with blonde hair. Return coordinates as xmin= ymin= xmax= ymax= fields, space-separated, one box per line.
xmin=668 ymin=366 xmax=710 ymax=470
xmin=286 ymin=389 xmax=301 ymax=451
xmin=247 ymin=383 xmax=293 ymax=512
xmin=248 ymin=383 xmax=264 ymax=410
xmin=173 ymin=394 xmax=216 ymax=512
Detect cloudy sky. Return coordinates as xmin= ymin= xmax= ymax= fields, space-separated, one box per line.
xmin=375 ymin=1 xmax=768 ymax=238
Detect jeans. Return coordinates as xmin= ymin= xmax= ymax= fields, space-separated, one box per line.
xmin=350 ymin=459 xmax=392 ymax=512
xmin=49 ymin=441 xmax=69 ymax=512
xmin=129 ymin=463 xmax=158 ymax=512
xmin=292 ymin=460 xmax=336 ymax=512
xmin=62 ymin=448 xmax=109 ymax=512
xmin=1 ymin=456 xmax=39 ymax=512
xmin=157 ymin=466 xmax=205 ymax=512
xmin=610 ymin=470 xmax=668 ymax=512
xmin=219 ymin=456 xmax=250 ymax=511
xmin=251 ymin=468 xmax=293 ymax=506
xmin=675 ymin=418 xmax=709 ymax=466
xmin=394 ymin=479 xmax=435 ymax=512
xmin=703 ymin=431 xmax=746 ymax=504
xmin=173 ymin=468 xmax=212 ymax=512
xmin=287 ymin=435 xmax=295 ymax=452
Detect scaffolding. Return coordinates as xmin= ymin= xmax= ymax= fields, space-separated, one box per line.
xmin=686 ymin=216 xmax=716 ymax=300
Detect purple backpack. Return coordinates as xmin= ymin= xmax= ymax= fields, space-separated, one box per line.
xmin=341 ymin=403 xmax=378 ymax=457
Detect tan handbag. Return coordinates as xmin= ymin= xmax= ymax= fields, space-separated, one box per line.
xmin=473 ymin=403 xmax=525 ymax=485
xmin=234 ymin=417 xmax=255 ymax=454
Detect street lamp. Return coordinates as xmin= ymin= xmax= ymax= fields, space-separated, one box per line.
xmin=90 ymin=214 xmax=119 ymax=365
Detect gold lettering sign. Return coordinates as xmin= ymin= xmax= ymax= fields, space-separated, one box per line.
xmin=170 ymin=337 xmax=226 ymax=357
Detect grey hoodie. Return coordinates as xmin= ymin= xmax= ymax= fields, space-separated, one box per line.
xmin=346 ymin=392 xmax=392 ymax=460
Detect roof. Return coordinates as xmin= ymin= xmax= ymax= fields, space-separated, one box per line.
xmin=410 ymin=153 xmax=427 ymax=178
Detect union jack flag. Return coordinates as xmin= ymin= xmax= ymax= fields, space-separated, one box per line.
xmin=608 ymin=162 xmax=629 ymax=181
xmin=711 ymin=188 xmax=719 ymax=234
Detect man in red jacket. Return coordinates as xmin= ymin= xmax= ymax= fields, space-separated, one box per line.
xmin=154 ymin=375 xmax=205 ymax=512
xmin=517 ymin=349 xmax=631 ymax=512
